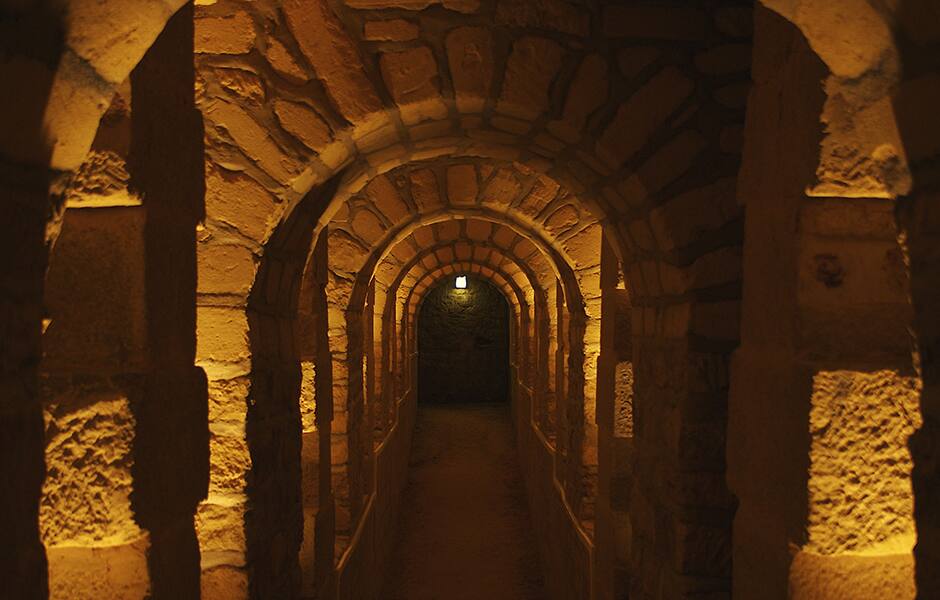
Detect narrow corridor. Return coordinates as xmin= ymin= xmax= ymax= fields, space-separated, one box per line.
xmin=383 ymin=404 xmax=545 ymax=600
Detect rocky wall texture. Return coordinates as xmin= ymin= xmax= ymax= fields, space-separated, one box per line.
xmin=6 ymin=0 xmax=753 ymax=597
xmin=417 ymin=276 xmax=509 ymax=404
xmin=728 ymin=2 xmax=934 ymax=598
xmin=190 ymin=0 xmax=754 ymax=594
xmin=9 ymin=1 xmax=940 ymax=600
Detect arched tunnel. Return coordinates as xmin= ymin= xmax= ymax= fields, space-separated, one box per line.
xmin=2 ymin=0 xmax=940 ymax=599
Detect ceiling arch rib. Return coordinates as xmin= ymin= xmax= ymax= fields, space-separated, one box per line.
xmin=393 ymin=241 xmax=545 ymax=317
xmin=320 ymin=162 xmax=600 ymax=321
xmin=375 ymin=219 xmax=556 ymax=310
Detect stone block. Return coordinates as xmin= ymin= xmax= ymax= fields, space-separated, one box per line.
xmin=46 ymin=538 xmax=150 ymax=600
xmin=265 ymin=38 xmax=310 ymax=84
xmin=201 ymin=566 xmax=249 ymax=599
xmin=350 ymin=209 xmax=387 ymax=245
xmin=617 ymin=130 xmax=708 ymax=207
xmin=366 ymin=175 xmax=411 ymax=224
xmin=198 ymin=242 xmax=257 ymax=296
xmin=597 ymin=67 xmax=694 ymax=169
xmin=481 ymin=168 xmax=522 ymax=210
xmin=545 ymin=204 xmax=580 ymax=236
xmin=197 ymin=307 xmax=250 ymax=377
xmin=561 ymin=54 xmax=609 ymax=130
xmin=494 ymin=0 xmax=589 ymax=35
xmin=40 ymin=392 xmax=141 ymax=546
xmin=807 ymin=370 xmax=920 ymax=555
xmin=496 ymin=37 xmax=564 ymax=121
xmin=214 ymin=67 xmax=266 ymax=106
xmin=446 ymin=27 xmax=494 ymax=113
xmin=648 ymin=177 xmax=738 ymax=251
xmin=195 ymin=12 xmax=256 ymax=55
xmin=283 ymin=0 xmax=383 ymax=122
xmin=379 ymin=46 xmax=448 ymax=125
xmin=207 ymin=433 xmax=250 ymax=496
xmin=446 ymin=164 xmax=478 ymax=206
xmin=364 ymin=19 xmax=419 ymax=41
xmin=42 ymin=207 xmax=147 ymax=374
xmin=205 ymin=100 xmax=298 ymax=183
xmin=789 ymin=551 xmax=915 ymax=600
xmin=328 ymin=229 xmax=370 ymax=275
xmin=409 ymin=169 xmax=444 ymax=212
xmin=563 ymin=223 xmax=602 ymax=268
xmin=274 ymin=99 xmax=333 ymax=152
xmin=515 ymin=175 xmax=558 ymax=217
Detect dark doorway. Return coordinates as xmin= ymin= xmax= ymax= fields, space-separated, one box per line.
xmin=417 ymin=275 xmax=510 ymax=404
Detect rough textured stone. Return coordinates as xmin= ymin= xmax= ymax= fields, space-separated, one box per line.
xmin=496 ymin=37 xmax=564 ymax=121
xmin=283 ymin=0 xmax=383 ymax=122
xmin=328 ymin=229 xmax=370 ymax=275
xmin=350 ymin=208 xmax=387 ymax=245
xmin=517 ymin=175 xmax=559 ymax=217
xmin=553 ymin=54 xmax=608 ymax=141
xmin=410 ymin=168 xmax=444 ymax=212
xmin=446 ymin=164 xmax=478 ymax=206
xmin=47 ymin=540 xmax=150 ymax=600
xmin=789 ymin=551 xmax=915 ymax=600
xmin=42 ymin=208 xmax=147 ymax=373
xmin=446 ymin=27 xmax=494 ymax=114
xmin=40 ymin=395 xmax=140 ymax=545
xmin=195 ymin=12 xmax=256 ymax=55
xmin=364 ymin=19 xmax=419 ymax=42
xmin=205 ymin=100 xmax=298 ymax=182
xmin=380 ymin=46 xmax=448 ymax=125
xmin=808 ymin=370 xmax=921 ymax=555
xmin=198 ymin=243 xmax=257 ymax=295
xmin=545 ymin=204 xmax=579 ymax=235
xmin=418 ymin=277 xmax=510 ymax=404
xmin=215 ymin=68 xmax=266 ymax=105
xmin=367 ymin=175 xmax=411 ymax=224
xmin=597 ymin=67 xmax=694 ymax=169
xmin=205 ymin=167 xmax=278 ymax=242
xmin=265 ymin=38 xmax=310 ymax=84
xmin=495 ymin=0 xmax=589 ymax=36
xmin=274 ymin=99 xmax=333 ymax=151
xmin=65 ymin=150 xmax=132 ymax=207
xmin=617 ymin=130 xmax=708 ymax=207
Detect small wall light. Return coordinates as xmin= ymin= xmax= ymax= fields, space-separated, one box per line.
xmin=455 ymin=275 xmax=467 ymax=289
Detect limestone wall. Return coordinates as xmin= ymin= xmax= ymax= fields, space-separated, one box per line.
xmin=728 ymin=2 xmax=934 ymax=598
xmin=417 ymin=276 xmax=510 ymax=405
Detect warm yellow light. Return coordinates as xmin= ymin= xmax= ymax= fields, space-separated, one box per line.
xmin=455 ymin=275 xmax=467 ymax=289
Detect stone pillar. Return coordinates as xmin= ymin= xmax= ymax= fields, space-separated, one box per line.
xmin=593 ymin=236 xmax=620 ymax=600
xmin=128 ymin=4 xmax=208 ymax=598
xmin=0 ymin=5 xmax=64 ymax=597
xmin=0 ymin=162 xmax=57 ymax=600
xmin=730 ymin=5 xmax=920 ymax=598
xmin=891 ymin=7 xmax=940 ymax=593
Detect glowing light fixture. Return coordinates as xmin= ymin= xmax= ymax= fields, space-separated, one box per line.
xmin=455 ymin=275 xmax=467 ymax=289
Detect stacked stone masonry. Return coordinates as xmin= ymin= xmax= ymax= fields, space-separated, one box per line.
xmin=2 ymin=0 xmax=939 ymax=599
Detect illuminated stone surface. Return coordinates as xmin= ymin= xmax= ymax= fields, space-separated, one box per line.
xmin=5 ymin=1 xmax=938 ymax=599
xmin=808 ymin=370 xmax=921 ymax=555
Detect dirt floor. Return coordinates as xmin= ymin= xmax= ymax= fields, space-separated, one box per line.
xmin=382 ymin=403 xmax=547 ymax=600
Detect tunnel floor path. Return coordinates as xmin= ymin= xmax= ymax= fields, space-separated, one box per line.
xmin=382 ymin=403 xmax=546 ymax=600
